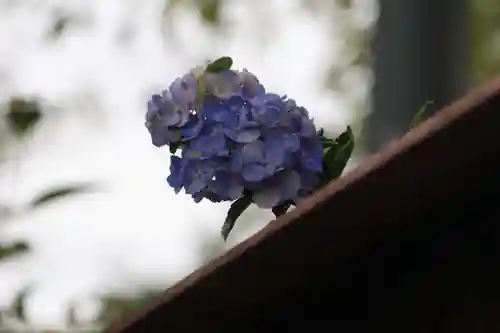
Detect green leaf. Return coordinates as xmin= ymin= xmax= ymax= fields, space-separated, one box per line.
xmin=322 ymin=126 xmax=355 ymax=181
xmin=221 ymin=195 xmax=252 ymax=241
xmin=31 ymin=184 xmax=96 ymax=208
xmin=409 ymin=100 xmax=434 ymax=130
xmin=320 ymin=137 xmax=336 ymax=148
xmin=0 ymin=242 xmax=29 ymax=261
xmin=205 ymin=56 xmax=233 ymax=73
xmin=169 ymin=141 xmax=181 ymax=154
xmin=6 ymin=98 xmax=42 ymax=135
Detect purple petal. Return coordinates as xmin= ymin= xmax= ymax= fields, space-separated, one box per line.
xmin=147 ymin=126 xmax=169 ymax=147
xmin=300 ymin=118 xmax=317 ymax=138
xmin=166 ymin=156 xmax=184 ymax=192
xmin=241 ymin=140 xmax=265 ymax=163
xmin=284 ymin=133 xmax=300 ymax=152
xmin=251 ymin=93 xmax=286 ymax=125
xmin=242 ymin=164 xmax=267 ymax=182
xmin=210 ymin=172 xmax=244 ymax=200
xmin=279 ymin=171 xmax=301 ymax=200
xmin=184 ymin=165 xmax=213 ymax=195
xmin=264 ymin=135 xmax=285 ymax=167
xmin=180 ymin=114 xmax=203 ymax=140
xmin=299 ymin=137 xmax=323 ymax=168
xmin=238 ymin=69 xmax=265 ymax=99
xmin=169 ymin=73 xmax=197 ymax=110
xmin=230 ymin=128 xmax=261 ymax=143
xmin=230 ymin=150 xmax=244 ymax=172
xmin=252 ymin=171 xmax=301 ymax=209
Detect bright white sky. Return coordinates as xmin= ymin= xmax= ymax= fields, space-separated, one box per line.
xmin=0 ymin=0 xmax=375 ymax=329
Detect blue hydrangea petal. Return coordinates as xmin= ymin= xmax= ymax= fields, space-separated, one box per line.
xmin=204 ymin=70 xmax=242 ymax=100
xmin=169 ymin=73 xmax=197 ymax=111
xmin=267 ymin=130 xmax=300 ymax=153
xmin=298 ymin=138 xmax=324 ymax=172
xmin=263 ymin=135 xmax=285 ymax=169
xmin=229 ymin=128 xmax=261 ymax=143
xmin=241 ymin=140 xmax=266 ymax=163
xmin=183 ymin=160 xmax=215 ymax=195
xmin=183 ymin=125 xmax=228 ymax=159
xmin=252 ymin=186 xmax=281 ymax=209
xmin=158 ymin=90 xmax=190 ymax=127
xmin=300 ymin=118 xmax=317 ymax=138
xmin=203 ymin=99 xmax=232 ymax=124
xmin=298 ymin=169 xmax=320 ymax=192
xmin=210 ymin=171 xmax=244 ymax=200
xmin=145 ymin=98 xmax=174 ymax=133
xmin=147 ymin=127 xmax=168 ymax=147
xmin=285 ymin=98 xmax=297 ymax=111
xmin=229 ymin=149 xmax=244 ymax=172
xmin=238 ymin=69 xmax=265 ymax=99
xmin=166 ymin=155 xmax=184 ymax=193
xmin=180 ymin=114 xmax=203 ymax=141
xmin=251 ymin=93 xmax=287 ymax=126
xmin=279 ymin=170 xmax=302 ymax=201
xmin=242 ymin=163 xmax=268 ymax=182
xmin=252 ymin=170 xmax=301 ymax=208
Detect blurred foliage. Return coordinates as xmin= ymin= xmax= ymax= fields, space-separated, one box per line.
xmin=165 ymin=0 xmax=222 ymax=27
xmin=10 ymin=288 xmax=30 ymax=322
xmin=0 ymin=242 xmax=29 ymax=261
xmin=471 ymin=0 xmax=500 ymax=84
xmin=30 ymin=183 xmax=97 ymax=208
xmin=0 ymin=97 xmax=98 ymax=331
xmin=0 ymin=0 xmax=500 ymax=331
xmin=98 ymin=291 xmax=163 ymax=326
xmin=409 ymin=101 xmax=435 ymax=130
xmin=197 ymin=0 xmax=221 ymax=26
xmin=5 ymin=98 xmax=42 ymax=136
xmin=47 ymin=16 xmax=70 ymax=41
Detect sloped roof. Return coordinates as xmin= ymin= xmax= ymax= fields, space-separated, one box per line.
xmin=106 ymin=76 xmax=500 ymax=332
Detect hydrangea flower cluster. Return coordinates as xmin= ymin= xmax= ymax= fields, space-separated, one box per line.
xmin=145 ymin=58 xmax=325 ymax=210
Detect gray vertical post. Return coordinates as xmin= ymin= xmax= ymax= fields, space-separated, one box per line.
xmin=363 ymin=0 xmax=470 ymax=153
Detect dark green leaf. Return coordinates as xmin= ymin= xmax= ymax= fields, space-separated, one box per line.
xmin=320 ymin=137 xmax=336 ymax=148
xmin=11 ymin=288 xmax=32 ymax=322
xmin=169 ymin=141 xmax=181 ymax=154
xmin=0 ymin=242 xmax=29 ymax=261
xmin=6 ymin=98 xmax=42 ymax=135
xmin=221 ymin=195 xmax=252 ymax=241
xmin=322 ymin=126 xmax=355 ymax=181
xmin=409 ymin=100 xmax=434 ymax=130
xmin=31 ymin=183 xmax=96 ymax=208
xmin=205 ymin=56 xmax=233 ymax=73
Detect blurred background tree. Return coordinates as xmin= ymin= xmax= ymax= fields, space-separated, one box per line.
xmin=0 ymin=0 xmax=499 ymax=332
